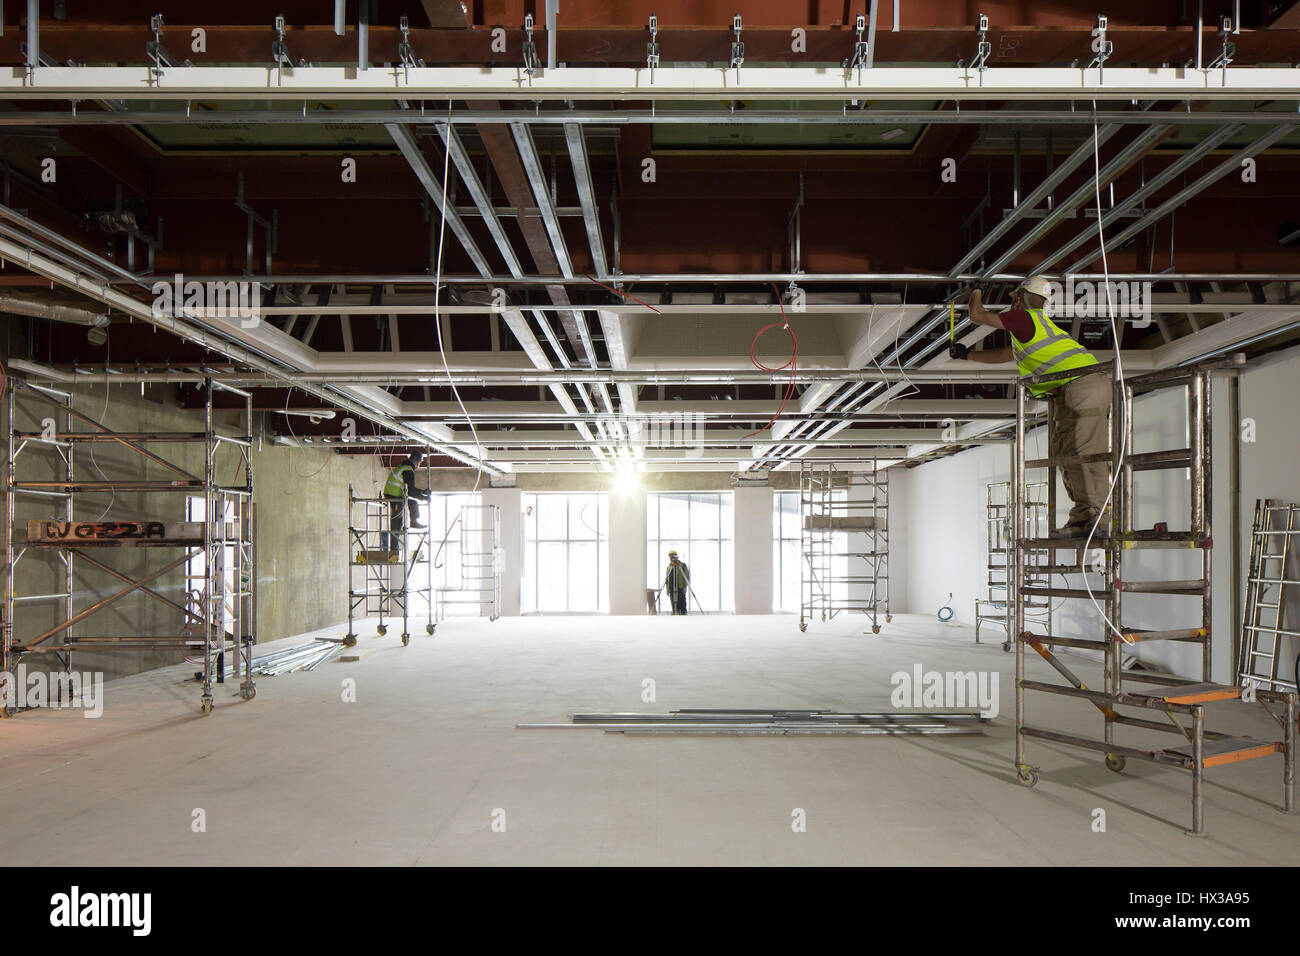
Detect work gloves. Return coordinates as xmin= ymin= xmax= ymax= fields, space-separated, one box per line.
xmin=949 ymin=342 xmax=969 ymax=360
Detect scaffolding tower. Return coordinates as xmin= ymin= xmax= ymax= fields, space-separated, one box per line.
xmin=799 ymin=460 xmax=890 ymax=634
xmin=975 ymin=480 xmax=1052 ymax=650
xmin=346 ymin=485 xmax=432 ymax=645
xmin=3 ymin=377 xmax=255 ymax=716
xmin=1011 ymin=362 xmax=1294 ymax=835
xmin=430 ymin=502 xmax=501 ymax=631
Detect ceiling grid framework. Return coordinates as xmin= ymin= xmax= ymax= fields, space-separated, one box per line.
xmin=0 ymin=2 xmax=1297 ymax=473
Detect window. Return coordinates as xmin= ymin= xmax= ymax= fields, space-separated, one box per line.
xmin=646 ymin=492 xmax=734 ymax=613
xmin=521 ymin=493 xmax=609 ymax=613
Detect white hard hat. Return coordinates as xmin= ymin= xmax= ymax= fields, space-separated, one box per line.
xmin=1015 ymin=275 xmax=1054 ymax=301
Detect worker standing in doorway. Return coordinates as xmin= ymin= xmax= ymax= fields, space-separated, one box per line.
xmin=664 ymin=550 xmax=691 ymax=615
xmin=951 ymin=277 xmax=1111 ymax=539
xmin=382 ymin=451 xmax=431 ymax=551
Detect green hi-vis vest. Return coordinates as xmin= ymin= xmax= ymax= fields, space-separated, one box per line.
xmin=666 ymin=563 xmax=689 ymax=591
xmin=1012 ymin=308 xmax=1098 ymax=398
xmin=384 ymin=464 xmax=412 ymax=497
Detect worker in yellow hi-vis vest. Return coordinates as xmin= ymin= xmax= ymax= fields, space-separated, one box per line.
xmin=381 ymin=451 xmax=431 ymax=551
xmin=950 ymin=276 xmax=1111 ymax=539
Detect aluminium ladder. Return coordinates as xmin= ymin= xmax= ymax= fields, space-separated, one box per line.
xmin=1011 ymin=361 xmax=1294 ymax=836
xmin=1238 ymin=499 xmax=1300 ymax=693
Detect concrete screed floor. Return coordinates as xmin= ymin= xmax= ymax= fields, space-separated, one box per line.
xmin=1 ymin=613 xmax=1295 ymax=866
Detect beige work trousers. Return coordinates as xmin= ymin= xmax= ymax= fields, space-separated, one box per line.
xmin=1046 ymin=373 xmax=1112 ymax=526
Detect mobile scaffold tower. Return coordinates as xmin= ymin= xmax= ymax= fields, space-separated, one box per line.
xmin=1011 ymin=361 xmax=1294 ymax=835
xmin=346 ymin=484 xmax=432 ymax=646
xmin=975 ymin=480 xmax=1052 ymax=650
xmin=799 ymin=459 xmax=890 ymax=634
xmin=3 ymin=376 xmax=255 ymax=716
xmin=430 ymin=502 xmax=501 ymax=633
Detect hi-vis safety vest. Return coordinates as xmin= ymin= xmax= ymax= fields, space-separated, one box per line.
xmin=383 ymin=464 xmax=412 ymax=498
xmin=1012 ymin=308 xmax=1098 ymax=398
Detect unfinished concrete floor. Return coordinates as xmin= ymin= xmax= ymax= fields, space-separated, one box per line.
xmin=1 ymin=613 xmax=1295 ymax=866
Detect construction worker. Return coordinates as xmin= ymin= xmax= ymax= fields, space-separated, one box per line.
xmin=950 ymin=277 xmax=1111 ymax=539
xmin=663 ymin=550 xmax=691 ymax=615
xmin=381 ymin=451 xmax=430 ymax=551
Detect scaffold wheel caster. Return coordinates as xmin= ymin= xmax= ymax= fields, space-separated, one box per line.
xmin=490 ymin=613 xmax=499 ymax=622
xmin=401 ymin=633 xmax=410 ymax=646
xmin=1002 ymin=641 xmax=1012 ymax=653
xmin=1105 ymin=753 xmax=1126 ymax=773
xmin=200 ymin=697 xmax=214 ymax=716
xmin=1016 ymin=767 xmax=1039 ymax=788
xmin=343 ymin=634 xmax=357 ymax=648
xmin=376 ymin=624 xmax=387 ymax=636
xmin=799 ymin=622 xmax=808 ymax=633
xmin=871 ymin=625 xmax=881 ymax=634
xmin=426 ymin=624 xmax=435 ymax=635
xmin=885 ymin=614 xmax=893 ymax=623
xmin=239 ymin=682 xmax=256 ymax=701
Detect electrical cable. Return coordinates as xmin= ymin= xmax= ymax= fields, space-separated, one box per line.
xmin=433 ymin=98 xmax=485 ymax=493
xmin=88 ymin=343 xmax=116 ymax=522
xmin=278 ymin=387 xmax=334 ymax=484
xmin=1080 ymin=99 xmax=1133 ymax=646
xmin=583 ymin=273 xmax=661 ymax=314
xmin=743 ymin=281 xmax=798 ymax=439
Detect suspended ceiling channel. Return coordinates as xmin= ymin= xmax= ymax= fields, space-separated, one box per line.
xmin=11 ymin=109 xmax=1300 ymax=128
xmin=385 ymin=118 xmax=616 ymax=470
xmin=0 ymin=215 xmax=504 ymax=474
xmin=6 ymin=66 xmax=1300 ymax=101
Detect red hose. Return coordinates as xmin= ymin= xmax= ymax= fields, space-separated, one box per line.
xmin=743 ymin=283 xmax=798 ymax=439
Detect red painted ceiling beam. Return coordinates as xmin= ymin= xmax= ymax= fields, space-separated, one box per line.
xmin=5 ymin=24 xmax=1297 ymax=68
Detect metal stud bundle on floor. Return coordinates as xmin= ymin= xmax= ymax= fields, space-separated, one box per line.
xmin=1010 ymin=362 xmax=1295 ymax=834
xmin=519 ymin=709 xmax=989 ymax=736
xmin=2 ymin=377 xmax=256 ymax=716
xmin=798 ymin=459 xmax=890 ymax=634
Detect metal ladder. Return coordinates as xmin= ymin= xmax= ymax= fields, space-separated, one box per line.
xmin=1239 ymin=499 xmax=1300 ymax=692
